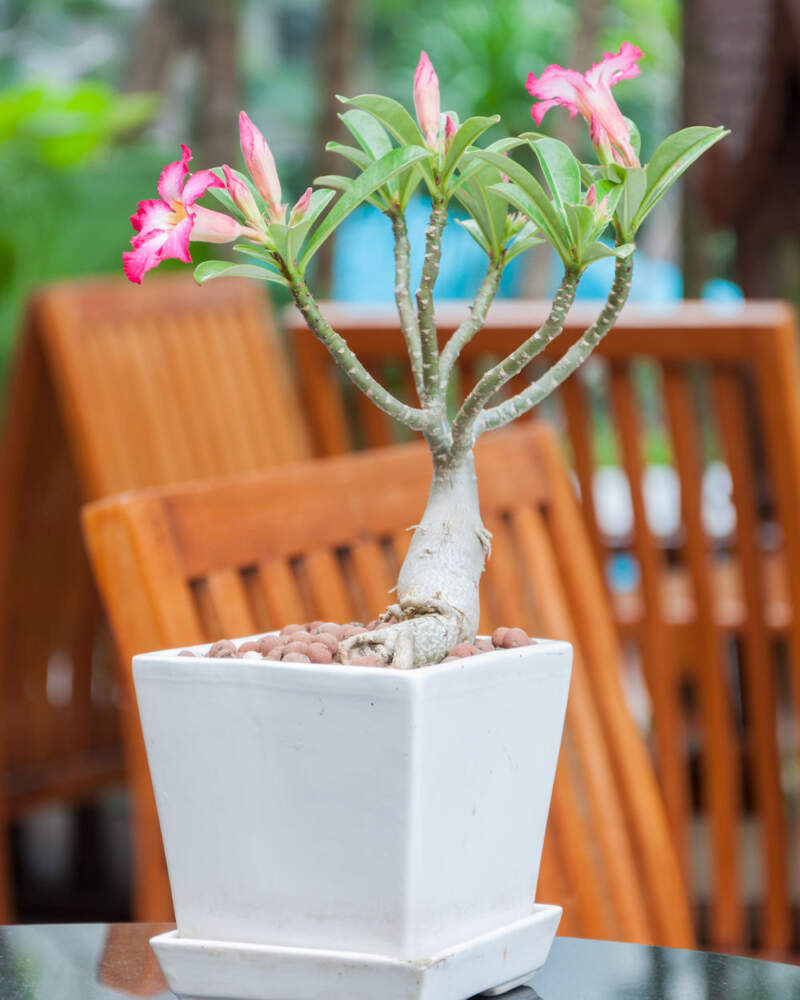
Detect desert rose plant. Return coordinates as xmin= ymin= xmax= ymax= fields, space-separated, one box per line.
xmin=123 ymin=44 xmax=727 ymax=668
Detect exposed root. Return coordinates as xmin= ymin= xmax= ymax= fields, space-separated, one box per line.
xmin=338 ymin=599 xmax=469 ymax=669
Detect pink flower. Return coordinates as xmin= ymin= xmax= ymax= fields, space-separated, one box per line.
xmin=414 ymin=51 xmax=440 ymax=150
xmin=123 ymin=144 xmax=244 ymax=284
xmin=288 ymin=187 xmax=312 ymax=226
xmin=222 ymin=164 xmax=263 ymax=228
xmin=585 ymin=183 xmax=609 ymax=220
xmin=526 ymin=42 xmax=643 ymax=167
xmin=239 ymin=111 xmax=284 ymax=223
xmin=444 ymin=113 xmax=457 ymax=152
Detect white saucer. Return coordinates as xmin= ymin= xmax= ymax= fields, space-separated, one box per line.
xmin=150 ymin=903 xmax=561 ymax=1000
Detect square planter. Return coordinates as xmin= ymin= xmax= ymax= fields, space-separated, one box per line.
xmin=134 ymin=636 xmax=572 ymax=1000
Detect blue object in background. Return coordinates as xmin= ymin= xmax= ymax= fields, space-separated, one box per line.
xmin=332 ymin=196 xmax=742 ymax=305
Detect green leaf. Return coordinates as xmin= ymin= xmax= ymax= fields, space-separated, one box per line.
xmin=488 ymin=181 xmax=568 ymax=261
xmin=326 ymin=141 xmax=372 ymax=171
xmin=530 ymin=137 xmax=581 ymax=223
xmin=616 ymin=166 xmax=647 ymax=241
xmin=633 ymin=125 xmax=728 ymax=231
xmin=442 ymin=114 xmax=500 ymax=180
xmin=194 ymin=260 xmax=287 ymax=286
xmin=565 ymin=203 xmax=596 ymax=257
xmin=313 ymin=174 xmax=384 ymax=210
xmin=339 ymin=108 xmax=393 ymax=160
xmin=339 ymin=94 xmax=423 ymax=147
xmin=579 ymin=241 xmax=636 ymax=267
xmin=455 ymin=217 xmax=492 ymax=255
xmin=299 ymin=145 xmax=430 ymax=269
xmin=505 ymin=234 xmax=544 ymax=262
xmin=477 ymin=148 xmax=570 ymax=259
xmin=206 ymin=185 xmax=245 ymax=223
xmin=623 ymin=116 xmax=641 ymax=158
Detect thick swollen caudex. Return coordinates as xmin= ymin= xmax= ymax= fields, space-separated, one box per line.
xmin=339 ymin=454 xmax=490 ymax=668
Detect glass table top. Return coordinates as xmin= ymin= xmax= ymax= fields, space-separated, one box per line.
xmin=0 ymin=923 xmax=797 ymax=999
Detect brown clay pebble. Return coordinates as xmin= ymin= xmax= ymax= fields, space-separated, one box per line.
xmin=284 ymin=640 xmax=311 ymax=656
xmin=314 ymin=622 xmax=342 ymax=639
xmin=350 ymin=654 xmax=380 ymax=666
xmin=449 ymin=642 xmax=478 ymax=658
xmin=282 ymin=652 xmax=311 ymax=663
xmin=501 ymin=628 xmax=530 ymax=648
xmin=308 ymin=642 xmax=334 ymax=663
xmin=265 ymin=648 xmax=284 ymax=661
xmin=237 ymin=641 xmax=261 ymax=655
xmin=491 ymin=627 xmax=509 ymax=648
xmin=475 ymin=638 xmax=494 ymax=652
xmin=442 ymin=655 xmax=458 ymax=662
xmin=316 ymin=632 xmax=340 ymax=654
xmin=256 ymin=635 xmax=280 ymax=654
xmin=178 ymin=650 xmax=195 ymax=657
xmin=280 ymin=624 xmax=303 ymax=636
xmin=341 ymin=624 xmax=368 ymax=639
xmin=207 ymin=639 xmax=236 ymax=658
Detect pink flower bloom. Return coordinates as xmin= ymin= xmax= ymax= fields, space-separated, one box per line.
xmin=222 ymin=164 xmax=263 ymax=228
xmin=123 ymin=144 xmax=244 ymax=284
xmin=414 ymin=51 xmax=441 ymax=150
xmin=444 ymin=113 xmax=457 ymax=152
xmin=239 ymin=111 xmax=284 ymax=222
xmin=526 ymin=42 xmax=643 ymax=167
xmin=288 ymin=187 xmax=312 ymax=226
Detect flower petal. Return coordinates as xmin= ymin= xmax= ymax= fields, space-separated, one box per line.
xmin=414 ymin=50 xmax=441 ymax=148
xmin=157 ymin=144 xmax=192 ymax=208
xmin=585 ymin=42 xmax=643 ymax=88
xmin=182 ymin=168 xmax=224 ymax=208
xmin=190 ymin=205 xmax=243 ymax=243
xmin=130 ymin=198 xmax=171 ymax=234
xmin=159 ymin=215 xmax=194 ymax=263
xmin=239 ymin=110 xmax=283 ymax=219
xmin=122 ymin=229 xmax=169 ymax=284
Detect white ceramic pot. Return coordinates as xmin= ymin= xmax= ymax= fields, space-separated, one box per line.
xmin=134 ymin=636 xmax=572 ymax=1000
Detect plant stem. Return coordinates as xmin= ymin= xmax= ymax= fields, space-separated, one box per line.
xmin=451 ymin=268 xmax=580 ymax=455
xmin=476 ymin=255 xmax=634 ymax=435
xmin=439 ymin=258 xmax=503 ymax=390
xmin=416 ymin=195 xmax=447 ymax=404
xmin=288 ymin=270 xmax=430 ymax=432
xmin=390 ymin=210 xmax=425 ymax=402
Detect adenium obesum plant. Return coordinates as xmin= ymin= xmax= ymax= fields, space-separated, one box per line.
xmin=123 ymin=45 xmax=727 ymax=668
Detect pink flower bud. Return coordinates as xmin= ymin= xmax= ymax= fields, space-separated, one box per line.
xmin=586 ymin=183 xmax=597 ymax=207
xmin=222 ymin=164 xmax=262 ymax=227
xmin=585 ymin=183 xmax=609 ymax=221
xmin=238 ymin=110 xmax=285 ymax=222
xmin=289 ymin=187 xmax=313 ymax=226
xmin=500 ymin=150 xmax=510 ymax=184
xmin=414 ymin=51 xmax=441 ymax=150
xmin=444 ymin=114 xmax=457 ymax=152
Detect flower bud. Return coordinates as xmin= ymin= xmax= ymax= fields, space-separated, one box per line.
xmin=444 ymin=114 xmax=457 ymax=152
xmin=238 ymin=110 xmax=285 ymax=223
xmin=222 ymin=164 xmax=263 ymax=228
xmin=413 ymin=51 xmax=441 ymax=150
xmin=289 ymin=187 xmax=313 ymax=226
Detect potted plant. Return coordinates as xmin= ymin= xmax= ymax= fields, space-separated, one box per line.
xmin=124 ymin=45 xmax=725 ymax=1000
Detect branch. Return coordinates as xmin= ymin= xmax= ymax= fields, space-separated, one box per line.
xmin=439 ymin=258 xmax=503 ymax=390
xmin=475 ymin=255 xmax=634 ymax=437
xmin=389 ymin=210 xmax=425 ymax=401
xmin=288 ymin=272 xmax=430 ymax=432
xmin=450 ymin=268 xmax=580 ymax=451
xmin=416 ymin=196 xmax=447 ymax=403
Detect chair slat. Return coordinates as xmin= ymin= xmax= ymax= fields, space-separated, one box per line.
xmin=663 ymin=366 xmax=743 ymax=949
xmin=712 ymin=369 xmax=790 ymax=952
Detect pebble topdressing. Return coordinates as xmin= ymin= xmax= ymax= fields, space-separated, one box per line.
xmin=178 ymin=621 xmax=536 ymax=667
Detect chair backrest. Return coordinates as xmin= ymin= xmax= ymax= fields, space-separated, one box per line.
xmin=34 ymin=274 xmax=312 ymax=498
xmin=83 ymin=421 xmax=694 ymax=948
xmin=286 ymin=298 xmax=800 ymax=955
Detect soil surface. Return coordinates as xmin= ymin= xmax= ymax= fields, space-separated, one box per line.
xmin=180 ymin=621 xmax=535 ymax=667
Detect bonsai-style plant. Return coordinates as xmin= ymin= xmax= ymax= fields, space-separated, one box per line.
xmin=124 ymin=43 xmax=726 ymax=669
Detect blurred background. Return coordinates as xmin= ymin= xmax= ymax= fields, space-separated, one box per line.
xmin=2 ymin=0 xmax=800 ymax=933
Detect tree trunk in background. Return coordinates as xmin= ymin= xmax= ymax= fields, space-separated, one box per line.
xmin=681 ymin=0 xmax=710 ymax=297
xmin=312 ymin=0 xmax=359 ymax=296
xmin=195 ymin=0 xmax=241 ymax=168
xmin=121 ymin=0 xmax=181 ymax=97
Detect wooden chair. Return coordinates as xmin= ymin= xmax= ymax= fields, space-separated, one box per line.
xmin=0 ymin=274 xmax=310 ymax=919
xmin=285 ymin=298 xmax=800 ymax=956
xmin=83 ymin=422 xmax=694 ymax=948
